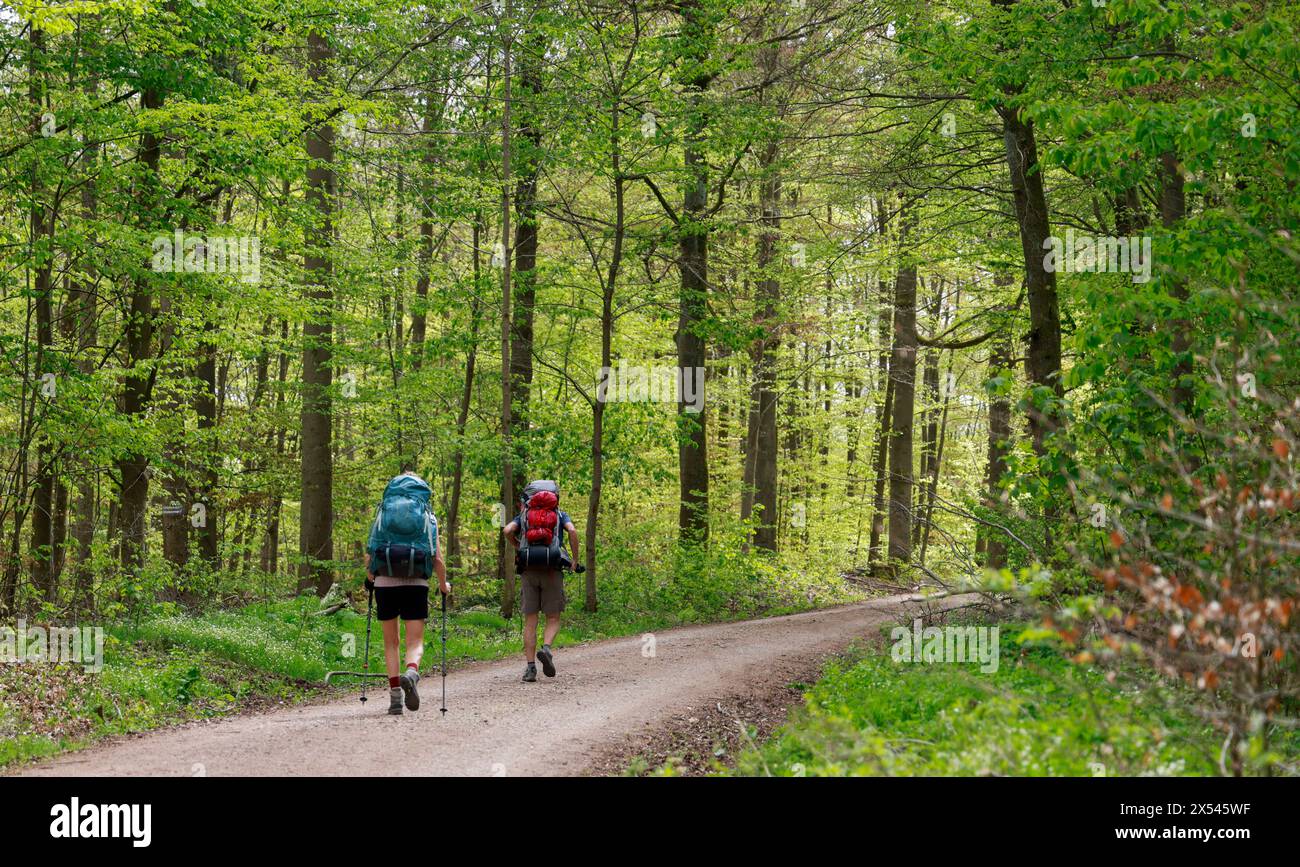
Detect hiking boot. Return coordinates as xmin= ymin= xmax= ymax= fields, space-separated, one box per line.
xmin=536 ymin=645 xmax=556 ymax=678
xmin=400 ymin=669 xmax=420 ymax=711
xmin=522 ymin=663 xmax=537 ymax=683
xmin=388 ymin=687 xmax=404 ymax=715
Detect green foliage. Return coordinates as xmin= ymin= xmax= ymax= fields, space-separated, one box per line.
xmin=3 ymin=0 xmax=1297 ymax=778
xmin=118 ymin=601 xmax=338 ymax=682
xmin=728 ymin=627 xmax=1226 ymax=777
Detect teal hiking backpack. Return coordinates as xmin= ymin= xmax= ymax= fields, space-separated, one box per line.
xmin=367 ymin=473 xmax=438 ymax=578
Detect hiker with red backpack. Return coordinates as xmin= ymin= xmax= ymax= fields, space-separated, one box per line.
xmin=364 ymin=472 xmax=450 ymax=715
xmin=503 ymin=480 xmax=583 ymax=682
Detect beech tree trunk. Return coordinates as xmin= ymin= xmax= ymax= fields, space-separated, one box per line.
xmin=29 ymin=25 xmax=58 ymax=602
xmin=913 ymin=279 xmax=942 ymax=551
xmin=740 ymin=358 xmax=760 ymax=529
xmin=586 ymin=132 xmax=625 ymax=611
xmin=70 ymin=56 xmax=101 ymax=611
xmin=116 ymin=84 xmax=165 ymax=575
xmin=676 ymin=0 xmax=712 ymax=543
xmin=410 ymin=94 xmax=437 ymax=367
xmin=887 ymin=199 xmax=918 ymax=568
xmin=509 ymin=47 xmax=543 ymax=496
xmin=998 ymin=102 xmax=1063 ymax=455
xmin=447 ymin=213 xmax=484 ymax=579
xmin=752 ymin=139 xmax=781 ymax=552
xmin=983 ymin=332 xmax=1014 ymax=569
xmin=498 ymin=14 xmax=516 ymax=617
xmin=260 ymin=319 xmax=290 ymax=576
xmin=299 ymin=28 xmax=336 ymax=597
xmin=867 ymin=279 xmax=894 ymax=568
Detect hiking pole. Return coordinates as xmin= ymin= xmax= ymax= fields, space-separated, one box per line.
xmin=439 ymin=589 xmax=448 ymax=715
xmin=360 ymin=583 xmax=374 ymax=705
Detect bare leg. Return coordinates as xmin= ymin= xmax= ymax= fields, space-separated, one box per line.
xmin=542 ymin=612 xmax=560 ymax=647
xmin=380 ymin=619 xmax=401 ymax=678
xmin=523 ymin=612 xmax=539 ymax=662
xmin=403 ymin=619 xmax=425 ymax=671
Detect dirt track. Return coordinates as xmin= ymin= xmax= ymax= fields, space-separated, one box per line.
xmin=16 ymin=593 xmax=962 ymax=777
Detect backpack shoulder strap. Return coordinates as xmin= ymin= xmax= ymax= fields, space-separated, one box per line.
xmin=547 ymin=502 xmax=562 ymax=553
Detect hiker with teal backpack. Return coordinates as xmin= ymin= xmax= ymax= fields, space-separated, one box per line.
xmin=503 ymin=480 xmax=584 ymax=683
xmin=364 ymin=472 xmax=450 ymax=715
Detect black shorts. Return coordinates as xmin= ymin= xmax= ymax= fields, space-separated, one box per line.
xmin=375 ymin=585 xmax=429 ymax=622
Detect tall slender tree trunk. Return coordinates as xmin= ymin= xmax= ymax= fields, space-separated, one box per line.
xmin=70 ymin=54 xmax=101 ymax=612
xmin=913 ymin=279 xmax=942 ymax=551
xmin=498 ymin=11 xmax=517 ymax=617
xmin=867 ymin=280 xmax=894 ymax=567
xmin=393 ymin=170 xmax=406 ymax=368
xmin=918 ymin=344 xmax=956 ymax=567
xmin=194 ymin=314 xmax=219 ymax=567
xmin=915 ymin=280 xmax=957 ymax=558
xmin=29 ymin=25 xmax=58 ymax=603
xmin=161 ymin=433 xmax=189 ymax=570
xmin=158 ymin=283 xmax=188 ymax=577
xmin=243 ymin=313 xmax=272 ymax=575
xmin=586 ymin=143 xmax=625 ymax=611
xmin=779 ymin=343 xmax=802 ymax=547
xmin=740 ymin=360 xmax=760 ymax=528
xmin=261 ymin=319 xmax=290 ymax=575
xmin=410 ymin=94 xmax=437 ymax=368
xmin=752 ymin=139 xmax=781 ymax=553
xmin=845 ymin=373 xmax=863 ymax=496
xmin=509 ymin=47 xmax=543 ymax=496
xmin=845 ymin=271 xmax=867 ymax=498
xmin=676 ymin=0 xmax=712 ymax=543
xmin=51 ymin=480 xmax=67 ymax=585
xmin=887 ymin=199 xmax=918 ymax=569
xmin=447 ymin=213 xmax=484 ymax=577
xmin=714 ymin=343 xmax=733 ymax=462
xmin=984 ymin=328 xmax=1014 ymax=569
xmin=299 ymin=29 xmax=336 ymax=597
xmin=189 ymin=196 xmax=230 ymax=572
xmin=998 ymin=102 xmax=1063 ymax=454
xmin=117 ymin=84 xmax=165 ymax=575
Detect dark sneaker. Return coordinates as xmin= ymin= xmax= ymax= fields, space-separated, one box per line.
xmin=388 ymin=687 xmax=404 ymax=715
xmin=400 ymin=669 xmax=420 ymax=711
xmin=522 ymin=663 xmax=537 ymax=683
xmin=536 ymin=645 xmax=556 ymax=678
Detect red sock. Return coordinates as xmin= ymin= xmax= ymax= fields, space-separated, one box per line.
xmin=388 ymin=676 xmax=400 ymax=688
xmin=407 ymin=663 xmax=418 ymax=671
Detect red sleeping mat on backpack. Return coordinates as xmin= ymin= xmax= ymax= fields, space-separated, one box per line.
xmin=525 ymin=490 xmax=559 ymax=545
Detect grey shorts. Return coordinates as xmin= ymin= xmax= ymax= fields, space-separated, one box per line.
xmin=520 ymin=569 xmax=565 ymax=615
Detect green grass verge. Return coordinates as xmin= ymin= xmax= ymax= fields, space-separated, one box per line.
xmin=717 ymin=625 xmax=1278 ymax=777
